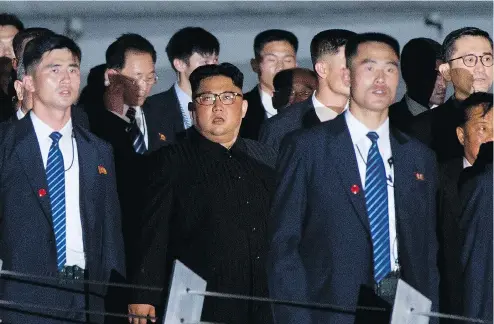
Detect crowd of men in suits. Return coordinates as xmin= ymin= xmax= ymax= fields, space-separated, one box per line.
xmin=0 ymin=12 xmax=492 ymax=324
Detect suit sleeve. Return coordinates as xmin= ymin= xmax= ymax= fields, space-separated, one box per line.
xmin=102 ymin=145 xmax=126 ymax=280
xmin=131 ymin=150 xmax=174 ymax=306
xmin=267 ymin=134 xmax=312 ymax=324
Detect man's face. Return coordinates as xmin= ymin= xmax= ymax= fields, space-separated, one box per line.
xmin=290 ymin=71 xmax=317 ymax=104
xmin=429 ymin=59 xmax=447 ymax=106
xmin=457 ymin=105 xmax=493 ymax=164
xmin=346 ymin=42 xmax=399 ymax=114
xmin=255 ymin=40 xmax=296 ymax=92
xmin=28 ymin=48 xmax=80 ymax=112
xmin=120 ymin=51 xmax=156 ymax=106
xmin=320 ymin=46 xmax=350 ymax=96
xmin=444 ymin=36 xmax=493 ymax=100
xmin=181 ymin=52 xmax=218 ymax=80
xmin=0 ymin=25 xmax=18 ymax=59
xmin=192 ymin=75 xmax=247 ymax=141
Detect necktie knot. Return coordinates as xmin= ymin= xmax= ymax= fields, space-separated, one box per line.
xmin=49 ymin=132 xmax=62 ymax=144
xmin=367 ymin=131 xmax=379 ymax=144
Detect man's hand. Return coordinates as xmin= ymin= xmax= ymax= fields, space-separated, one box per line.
xmin=104 ymin=74 xmax=140 ymax=115
xmin=128 ymin=304 xmax=156 ymax=324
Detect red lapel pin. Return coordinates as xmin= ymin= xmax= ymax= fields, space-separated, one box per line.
xmin=351 ymin=184 xmax=360 ymax=194
xmin=38 ymin=188 xmax=47 ymax=197
xmin=415 ymin=172 xmax=425 ymax=181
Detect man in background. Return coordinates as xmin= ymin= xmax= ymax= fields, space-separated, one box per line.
xmin=0 ymin=13 xmax=23 ymax=59
xmin=271 ymin=67 xmax=317 ymax=111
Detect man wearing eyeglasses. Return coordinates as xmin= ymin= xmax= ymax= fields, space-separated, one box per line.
xmin=410 ymin=27 xmax=493 ymax=163
xmin=129 ymin=63 xmax=276 ymax=324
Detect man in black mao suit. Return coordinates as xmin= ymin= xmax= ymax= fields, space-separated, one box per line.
xmin=129 ymin=63 xmax=277 ymax=324
xmin=268 ymin=33 xmax=439 ymax=324
xmin=0 ymin=34 xmax=124 ymax=324
xmin=259 ymin=29 xmax=355 ymax=149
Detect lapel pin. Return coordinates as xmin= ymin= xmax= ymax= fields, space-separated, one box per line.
xmin=38 ymin=188 xmax=47 ymax=197
xmin=159 ymin=133 xmax=167 ymax=141
xmin=415 ymin=172 xmax=425 ymax=181
xmin=98 ymin=165 xmax=107 ymax=175
xmin=351 ymin=184 xmax=360 ymax=195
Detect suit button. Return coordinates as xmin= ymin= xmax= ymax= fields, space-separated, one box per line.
xmin=252 ymin=227 xmax=256 ymax=232
xmin=246 ymin=201 xmax=250 ymax=205
xmin=255 ymin=256 xmax=260 ymax=260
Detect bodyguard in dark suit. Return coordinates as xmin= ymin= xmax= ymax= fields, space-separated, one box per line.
xmin=240 ymin=29 xmax=298 ymax=140
xmin=409 ymin=27 xmax=493 ymax=162
xmin=459 ymin=156 xmax=492 ymax=322
xmin=147 ymin=27 xmax=220 ymax=134
xmin=129 ymin=63 xmax=276 ymax=324
xmin=259 ymin=29 xmax=355 ymax=149
xmin=268 ymin=33 xmax=439 ymax=324
xmin=0 ymin=34 xmax=124 ymax=324
xmin=389 ymin=38 xmax=446 ymax=133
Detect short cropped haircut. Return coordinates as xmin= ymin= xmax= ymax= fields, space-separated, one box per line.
xmin=23 ymin=34 xmax=81 ymax=75
xmin=0 ymin=13 xmax=24 ymax=31
xmin=13 ymin=27 xmax=54 ymax=59
xmin=458 ymin=92 xmax=493 ymax=127
xmin=166 ymin=27 xmax=220 ymax=71
xmin=253 ymin=29 xmax=298 ymax=59
xmin=442 ymin=27 xmax=493 ymax=61
xmin=310 ymin=29 xmax=356 ymax=66
xmin=106 ymin=33 xmax=156 ymax=70
xmin=345 ymin=32 xmax=400 ymax=68
xmin=189 ymin=62 xmax=243 ymax=96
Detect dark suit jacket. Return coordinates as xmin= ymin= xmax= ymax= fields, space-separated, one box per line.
xmin=259 ymin=97 xmax=320 ymax=149
xmin=268 ymin=113 xmax=440 ymax=324
xmin=459 ymin=163 xmax=492 ymax=322
xmin=437 ymin=157 xmax=464 ymax=318
xmin=240 ymin=85 xmax=266 ymax=140
xmin=409 ymin=96 xmax=463 ymax=163
xmin=0 ymin=113 xmax=125 ymax=323
xmin=388 ymin=96 xmax=415 ymax=134
xmin=132 ymin=128 xmax=277 ymax=324
xmin=146 ymin=85 xmax=186 ymax=135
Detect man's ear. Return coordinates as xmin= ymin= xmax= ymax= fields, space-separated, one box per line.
xmin=314 ymin=61 xmax=326 ymax=80
xmin=250 ymin=58 xmax=259 ymax=74
xmin=23 ymin=75 xmax=35 ymax=94
xmin=241 ymin=99 xmax=248 ymax=118
xmin=11 ymin=57 xmax=18 ymax=70
xmin=456 ymin=126 xmax=465 ymax=146
xmin=342 ymin=67 xmax=351 ymax=88
xmin=14 ymin=80 xmax=23 ymax=101
xmin=173 ymin=58 xmax=187 ymax=73
xmin=104 ymin=69 xmax=118 ymax=86
xmin=439 ymin=62 xmax=451 ymax=82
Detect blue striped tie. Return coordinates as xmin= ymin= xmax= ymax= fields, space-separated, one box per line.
xmin=364 ymin=132 xmax=391 ymax=283
xmin=126 ymin=107 xmax=146 ymax=154
xmin=46 ymin=132 xmax=66 ymax=271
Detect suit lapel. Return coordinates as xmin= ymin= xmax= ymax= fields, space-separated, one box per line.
xmin=302 ymin=107 xmax=321 ymax=128
xmin=14 ymin=114 xmax=53 ymax=225
xmin=390 ymin=127 xmax=413 ymax=220
xmin=75 ymin=125 xmax=98 ymax=243
xmin=329 ymin=114 xmax=371 ymax=236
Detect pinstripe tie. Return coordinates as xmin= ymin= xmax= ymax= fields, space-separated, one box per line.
xmin=126 ymin=107 xmax=146 ymax=154
xmin=46 ymin=132 xmax=66 ymax=271
xmin=364 ymin=131 xmax=391 ymax=283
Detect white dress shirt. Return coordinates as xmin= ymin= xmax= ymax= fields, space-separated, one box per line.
xmin=174 ymin=82 xmax=193 ymax=128
xmin=345 ymin=110 xmax=398 ymax=271
xmin=31 ymin=112 xmax=85 ymax=269
xmin=16 ymin=108 xmax=26 ymax=120
xmin=259 ymin=87 xmax=277 ymax=118
xmin=463 ymin=157 xmax=472 ymax=169
xmin=312 ymin=91 xmax=348 ymax=122
xmin=111 ymin=105 xmax=149 ymax=150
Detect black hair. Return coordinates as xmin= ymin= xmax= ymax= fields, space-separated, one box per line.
xmin=13 ymin=27 xmax=54 ymax=59
xmin=442 ymin=27 xmax=493 ymax=61
xmin=345 ymin=32 xmax=400 ymax=68
xmin=0 ymin=13 xmax=24 ymax=31
xmin=253 ymin=29 xmax=298 ymax=59
xmin=106 ymin=33 xmax=156 ymax=70
xmin=310 ymin=29 xmax=356 ymax=66
xmin=458 ymin=92 xmax=493 ymax=126
xmin=23 ymin=34 xmax=81 ymax=74
xmin=165 ymin=27 xmax=219 ymax=71
xmin=189 ymin=62 xmax=243 ymax=96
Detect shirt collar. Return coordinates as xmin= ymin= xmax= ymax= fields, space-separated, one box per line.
xmin=174 ymin=82 xmax=192 ymax=109
xmin=259 ymin=86 xmax=277 ymax=117
xmin=30 ymin=110 xmax=73 ymax=141
xmin=463 ymin=156 xmax=472 ymax=169
xmin=188 ymin=127 xmax=244 ymax=157
xmin=344 ymin=109 xmax=390 ymax=145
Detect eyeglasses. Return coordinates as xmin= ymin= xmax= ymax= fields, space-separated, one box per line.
xmin=448 ymin=54 xmax=493 ymax=67
xmin=132 ymin=74 xmax=158 ymax=85
xmin=194 ymin=92 xmax=243 ymax=106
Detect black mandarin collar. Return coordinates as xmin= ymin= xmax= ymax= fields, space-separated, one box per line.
xmin=186 ymin=127 xmax=246 ymax=158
